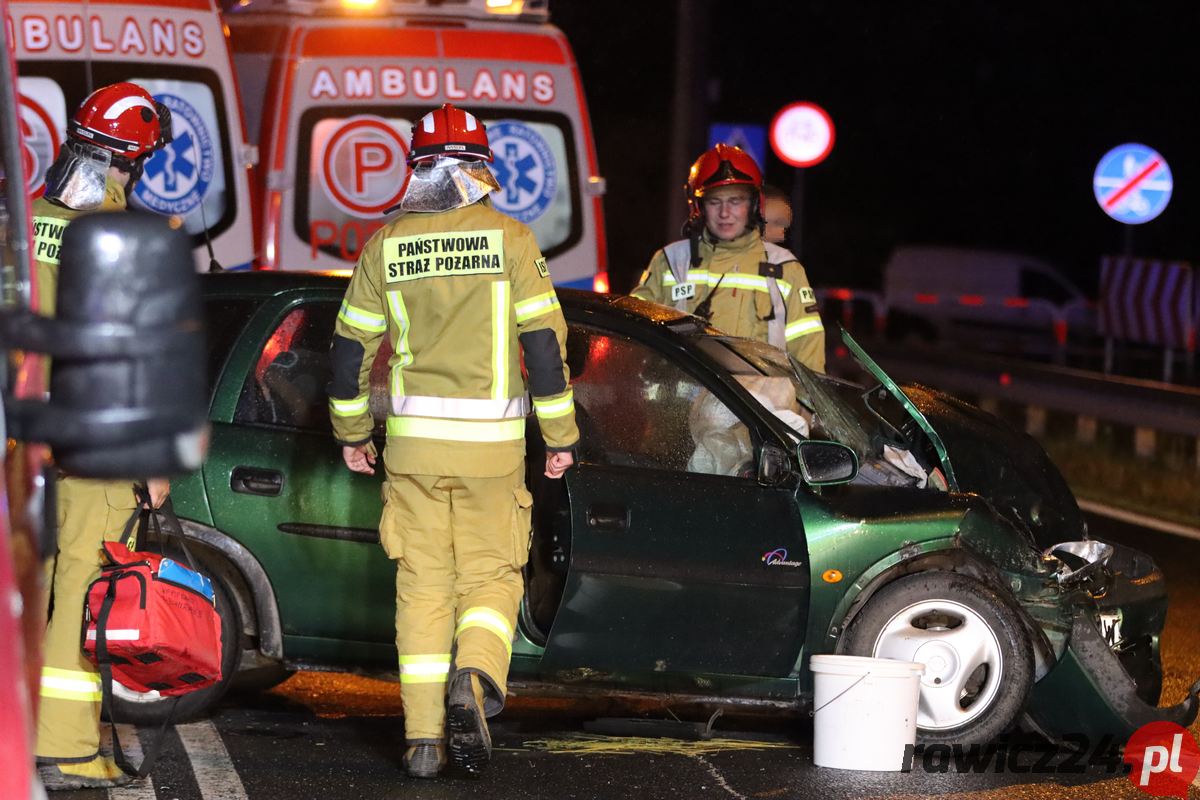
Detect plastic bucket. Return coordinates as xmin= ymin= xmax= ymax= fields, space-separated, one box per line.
xmin=810 ymin=654 xmax=925 ymax=771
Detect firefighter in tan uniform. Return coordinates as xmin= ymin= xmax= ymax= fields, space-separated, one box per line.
xmin=32 ymin=83 xmax=172 ymax=792
xmin=632 ymin=144 xmax=826 ymax=372
xmin=329 ymin=104 xmax=578 ymax=780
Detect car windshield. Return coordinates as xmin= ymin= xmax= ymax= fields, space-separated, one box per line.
xmin=700 ymin=337 xmax=876 ymax=461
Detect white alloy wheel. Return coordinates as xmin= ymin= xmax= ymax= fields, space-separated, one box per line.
xmin=871 ymin=598 xmax=1004 ymax=731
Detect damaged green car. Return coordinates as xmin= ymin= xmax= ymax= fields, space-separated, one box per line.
xmin=118 ymin=275 xmax=1200 ymax=744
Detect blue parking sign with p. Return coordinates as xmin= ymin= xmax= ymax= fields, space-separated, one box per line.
xmin=708 ymin=123 xmax=767 ymax=171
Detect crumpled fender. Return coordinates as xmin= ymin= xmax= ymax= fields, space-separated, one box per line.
xmin=1026 ymin=611 xmax=1200 ymax=741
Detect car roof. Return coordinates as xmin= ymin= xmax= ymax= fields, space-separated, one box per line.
xmin=200 ymin=272 xmax=711 ymax=335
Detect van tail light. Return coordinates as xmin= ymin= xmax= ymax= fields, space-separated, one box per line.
xmin=592 ymin=271 xmax=610 ymax=294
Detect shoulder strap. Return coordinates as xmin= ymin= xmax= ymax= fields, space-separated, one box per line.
xmin=761 ymin=244 xmax=792 ymax=349
xmin=662 ymin=239 xmax=695 ymax=311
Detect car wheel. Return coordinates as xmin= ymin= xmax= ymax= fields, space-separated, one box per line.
xmin=842 ymin=571 xmax=1033 ymax=744
xmin=107 ymin=564 xmax=242 ymax=726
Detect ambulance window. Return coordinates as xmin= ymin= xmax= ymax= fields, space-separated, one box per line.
xmin=296 ymin=108 xmax=581 ymax=265
xmin=13 ymin=64 xmax=238 ymax=245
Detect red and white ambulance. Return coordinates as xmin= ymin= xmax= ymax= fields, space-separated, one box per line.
xmin=9 ymin=0 xmax=258 ymax=270
xmin=225 ymin=0 xmax=607 ymax=289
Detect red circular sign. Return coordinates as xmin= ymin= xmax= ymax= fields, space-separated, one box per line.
xmin=19 ymin=94 xmax=60 ymax=197
xmin=320 ymin=116 xmax=409 ymax=216
xmin=770 ymin=101 xmax=835 ymax=168
xmin=1124 ymin=721 xmax=1200 ymax=798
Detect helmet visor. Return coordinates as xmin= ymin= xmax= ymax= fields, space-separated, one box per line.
xmin=397 ymin=157 xmax=500 ymax=213
xmin=43 ymin=140 xmax=112 ymax=210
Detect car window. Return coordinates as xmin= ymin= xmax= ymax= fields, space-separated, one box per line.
xmin=567 ymin=325 xmax=755 ymax=477
xmin=234 ymin=301 xmax=390 ymax=434
xmin=202 ymin=298 xmax=257 ymax=393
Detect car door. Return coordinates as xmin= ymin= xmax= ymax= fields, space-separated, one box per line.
xmin=205 ymin=293 xmax=395 ymax=662
xmin=540 ymin=324 xmax=809 ymax=680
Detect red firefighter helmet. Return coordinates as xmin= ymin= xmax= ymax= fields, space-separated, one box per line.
xmin=68 ymin=82 xmax=165 ymax=160
xmin=408 ymin=103 xmax=492 ymax=164
xmin=686 ymin=143 xmax=764 ymax=223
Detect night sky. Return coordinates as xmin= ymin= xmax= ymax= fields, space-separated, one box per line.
xmin=553 ymin=2 xmax=1200 ymax=294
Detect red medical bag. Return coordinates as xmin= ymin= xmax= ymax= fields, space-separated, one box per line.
xmin=83 ymin=540 xmax=223 ymax=695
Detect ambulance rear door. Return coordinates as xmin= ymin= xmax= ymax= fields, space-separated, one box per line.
xmin=246 ymin=17 xmax=604 ymax=287
xmin=11 ymin=0 xmax=258 ymax=270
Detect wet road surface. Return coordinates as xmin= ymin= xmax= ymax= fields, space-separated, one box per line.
xmin=64 ymin=513 xmax=1200 ymax=800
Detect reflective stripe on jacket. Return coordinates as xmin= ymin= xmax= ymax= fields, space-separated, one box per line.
xmin=631 ymin=229 xmax=826 ymax=373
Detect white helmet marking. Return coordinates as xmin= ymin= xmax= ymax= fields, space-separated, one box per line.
xmin=422 ymin=114 xmax=436 ymax=133
xmin=464 ymin=113 xmax=478 ymax=132
xmin=102 ymin=96 xmax=155 ymax=120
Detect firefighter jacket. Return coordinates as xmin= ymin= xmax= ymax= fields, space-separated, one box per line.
xmin=31 ymin=179 xmax=127 ymax=316
xmin=632 ymin=228 xmax=826 ymax=372
xmin=329 ymin=200 xmax=579 ymax=478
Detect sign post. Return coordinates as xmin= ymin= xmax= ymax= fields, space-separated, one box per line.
xmin=1092 ymin=143 xmax=1175 ymax=376
xmin=770 ymin=102 xmax=834 ymax=260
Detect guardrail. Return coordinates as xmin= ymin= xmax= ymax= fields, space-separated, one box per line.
xmin=829 ymin=338 xmax=1200 ymax=466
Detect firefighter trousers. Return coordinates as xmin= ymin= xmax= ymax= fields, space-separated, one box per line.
xmin=381 ymin=465 xmax=532 ymax=742
xmin=36 ymin=477 xmax=139 ymax=762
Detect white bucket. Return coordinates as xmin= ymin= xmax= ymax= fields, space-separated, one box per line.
xmin=809 ymin=654 xmax=925 ymax=771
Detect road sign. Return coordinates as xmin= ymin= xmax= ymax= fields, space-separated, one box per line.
xmin=1093 ymin=144 xmax=1173 ymax=225
xmin=1099 ymin=256 xmax=1195 ymax=350
xmin=319 ymin=115 xmax=409 ymax=216
xmin=770 ymin=102 xmax=834 ymax=168
xmin=708 ymin=123 xmax=767 ymax=171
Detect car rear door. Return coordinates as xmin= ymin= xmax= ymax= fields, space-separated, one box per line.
xmin=539 ymin=324 xmax=810 ymax=680
xmin=205 ymin=292 xmax=395 ymax=662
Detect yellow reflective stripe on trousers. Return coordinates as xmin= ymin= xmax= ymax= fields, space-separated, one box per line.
xmin=399 ymin=653 xmax=452 ymax=684
xmin=492 ymin=281 xmax=510 ymax=400
xmin=338 ymin=300 xmax=387 ymax=333
xmin=533 ymin=388 xmax=575 ymax=420
xmin=40 ymin=666 xmax=102 ymax=702
xmin=785 ymin=317 xmax=824 ymax=340
xmin=387 ymin=290 xmax=412 ymax=397
xmin=329 ymin=394 xmax=369 ymax=417
xmin=455 ymin=607 xmax=514 ymax=657
xmin=387 ymin=416 xmax=524 ymax=442
xmin=514 ymin=291 xmax=561 ymax=323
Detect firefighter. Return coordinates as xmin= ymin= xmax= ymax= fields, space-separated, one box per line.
xmin=632 ymin=144 xmax=826 ymax=372
xmin=33 ymin=82 xmax=172 ymax=791
xmin=329 ymin=103 xmax=578 ymax=779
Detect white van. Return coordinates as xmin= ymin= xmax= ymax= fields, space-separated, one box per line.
xmin=11 ymin=0 xmax=258 ymax=270
xmin=226 ymin=0 xmax=608 ymax=290
xmin=882 ymin=245 xmax=1093 ymax=348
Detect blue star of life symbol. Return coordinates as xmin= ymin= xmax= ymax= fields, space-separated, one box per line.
xmin=144 ymin=131 xmax=197 ymax=195
xmin=493 ymin=142 xmax=539 ymax=204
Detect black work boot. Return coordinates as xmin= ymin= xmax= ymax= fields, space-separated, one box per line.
xmin=403 ymin=741 xmax=447 ymax=779
xmin=446 ymin=671 xmax=492 ymax=776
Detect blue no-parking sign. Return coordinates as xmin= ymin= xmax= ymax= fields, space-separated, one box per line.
xmin=708 ymin=123 xmax=767 ymax=171
xmin=1093 ymin=143 xmax=1173 ymax=225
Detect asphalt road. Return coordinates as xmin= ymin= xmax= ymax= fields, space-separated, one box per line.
xmin=61 ymin=512 xmax=1200 ymax=800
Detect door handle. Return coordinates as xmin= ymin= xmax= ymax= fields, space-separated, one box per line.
xmin=586 ymin=503 xmax=628 ymax=532
xmin=231 ymin=467 xmax=284 ymax=497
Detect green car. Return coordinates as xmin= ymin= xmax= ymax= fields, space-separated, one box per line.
xmin=115 ymin=272 xmax=1198 ymax=745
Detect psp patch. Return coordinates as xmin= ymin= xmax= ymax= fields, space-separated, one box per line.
xmin=488 ymin=120 xmax=557 ymax=224
xmin=799 ymin=286 xmax=816 ymax=304
xmin=534 ymin=257 xmax=549 ymax=279
xmin=133 ymin=93 xmax=215 ymax=217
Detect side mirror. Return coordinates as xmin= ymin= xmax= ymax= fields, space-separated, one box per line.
xmin=4 ymin=212 xmax=207 ymax=477
xmin=757 ymin=443 xmax=791 ymax=485
xmin=796 ymin=440 xmax=858 ymax=486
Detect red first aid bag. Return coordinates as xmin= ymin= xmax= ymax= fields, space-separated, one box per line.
xmin=84 ymin=540 xmax=223 ymax=695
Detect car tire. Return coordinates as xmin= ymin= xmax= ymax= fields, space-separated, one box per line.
xmin=841 ymin=571 xmax=1033 ymax=745
xmin=106 ymin=562 xmax=242 ymax=726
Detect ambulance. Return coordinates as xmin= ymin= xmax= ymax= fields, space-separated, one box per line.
xmin=225 ymin=0 xmax=608 ymax=289
xmin=9 ymin=0 xmax=258 ymax=270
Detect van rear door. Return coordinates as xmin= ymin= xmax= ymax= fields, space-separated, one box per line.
xmin=11 ymin=0 xmax=257 ymax=270
xmin=230 ymin=11 xmax=604 ymax=288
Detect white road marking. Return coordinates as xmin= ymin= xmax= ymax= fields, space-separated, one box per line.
xmin=1079 ymin=499 xmax=1200 ymax=542
xmin=176 ymin=720 xmax=249 ymax=800
xmin=104 ymin=724 xmax=156 ymax=800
